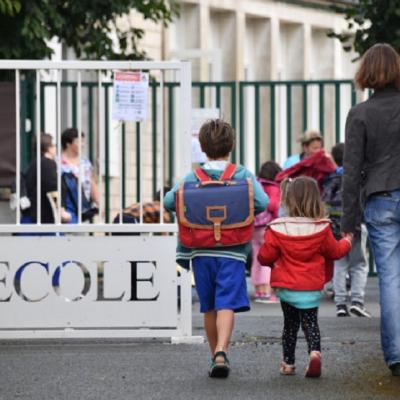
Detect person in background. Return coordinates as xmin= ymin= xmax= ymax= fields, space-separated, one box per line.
xmin=276 ymin=134 xmax=335 ymax=192
xmin=341 ymin=43 xmax=400 ymax=377
xmin=283 ymin=131 xmax=323 ymax=170
xmin=251 ymin=161 xmax=281 ymax=303
xmin=258 ymin=177 xmax=352 ymax=378
xmin=112 ymin=187 xmax=172 ymax=233
xmin=322 ymin=143 xmax=370 ymax=318
xmin=22 ymin=133 xmax=71 ymax=227
xmin=61 ymin=128 xmax=99 ymax=223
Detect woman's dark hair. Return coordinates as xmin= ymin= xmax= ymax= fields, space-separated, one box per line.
xmin=355 ymin=43 xmax=400 ymax=90
xmin=258 ymin=161 xmax=282 ymax=180
xmin=198 ymin=119 xmax=235 ymax=159
xmin=61 ymin=128 xmax=85 ymax=150
xmin=32 ymin=133 xmax=54 ymax=156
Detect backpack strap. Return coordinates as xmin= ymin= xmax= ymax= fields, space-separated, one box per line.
xmin=220 ymin=163 xmax=236 ymax=181
xmin=194 ymin=168 xmax=210 ymax=182
xmin=195 ymin=163 xmax=236 ymax=182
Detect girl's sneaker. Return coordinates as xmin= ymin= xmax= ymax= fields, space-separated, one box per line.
xmin=280 ymin=361 xmax=296 ymax=375
xmin=266 ymin=294 xmax=279 ymax=303
xmin=305 ymin=351 xmax=321 ymax=378
xmin=254 ymin=292 xmax=270 ymax=303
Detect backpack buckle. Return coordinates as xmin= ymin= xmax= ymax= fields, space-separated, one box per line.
xmin=206 ymin=206 xmax=227 ymax=241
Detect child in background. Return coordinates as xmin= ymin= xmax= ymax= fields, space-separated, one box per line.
xmin=322 ymin=143 xmax=371 ymax=317
xmin=164 ymin=119 xmax=268 ymax=378
xmin=258 ymin=177 xmax=352 ymax=378
xmin=252 ymin=161 xmax=281 ymax=303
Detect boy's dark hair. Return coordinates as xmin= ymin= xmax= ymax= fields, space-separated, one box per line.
xmin=61 ymin=128 xmax=85 ymax=150
xmin=198 ymin=119 xmax=235 ymax=159
xmin=258 ymin=161 xmax=282 ymax=181
xmin=331 ymin=143 xmax=344 ymax=167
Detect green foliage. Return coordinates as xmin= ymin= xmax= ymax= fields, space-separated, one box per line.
xmin=0 ymin=0 xmax=21 ymax=16
xmin=328 ymin=0 xmax=400 ymax=59
xmin=0 ymin=0 xmax=179 ymax=60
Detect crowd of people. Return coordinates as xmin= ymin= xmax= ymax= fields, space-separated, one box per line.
xmin=19 ymin=128 xmax=99 ymax=227
xmin=15 ymin=42 xmax=400 ymax=380
xmin=164 ymin=43 xmax=400 ymax=379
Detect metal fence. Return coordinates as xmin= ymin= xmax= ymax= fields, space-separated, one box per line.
xmin=17 ymin=76 xmax=375 ymax=275
xmin=239 ymin=80 xmax=357 ymax=171
xmin=24 ymin=78 xmax=357 ymax=191
xmin=6 ymin=60 xmax=192 ymax=232
xmin=0 ymin=60 xmax=197 ymax=340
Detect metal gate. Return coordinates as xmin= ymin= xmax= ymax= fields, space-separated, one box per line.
xmin=0 ymin=60 xmax=202 ymax=342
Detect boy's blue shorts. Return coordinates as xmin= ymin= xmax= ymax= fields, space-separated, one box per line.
xmin=192 ymin=256 xmax=250 ymax=313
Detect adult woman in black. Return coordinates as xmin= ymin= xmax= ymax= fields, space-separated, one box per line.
xmin=341 ymin=43 xmax=400 ymax=377
xmin=22 ymin=133 xmax=71 ymax=226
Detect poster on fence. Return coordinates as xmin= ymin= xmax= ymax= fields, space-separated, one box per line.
xmin=112 ymin=71 xmax=149 ymax=121
xmin=191 ymin=108 xmax=220 ymax=163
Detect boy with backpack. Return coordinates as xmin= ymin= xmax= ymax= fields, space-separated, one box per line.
xmin=164 ymin=119 xmax=268 ymax=378
xmin=322 ymin=143 xmax=371 ymax=318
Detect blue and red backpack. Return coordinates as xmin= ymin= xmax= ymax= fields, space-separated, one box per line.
xmin=176 ymin=163 xmax=255 ymax=248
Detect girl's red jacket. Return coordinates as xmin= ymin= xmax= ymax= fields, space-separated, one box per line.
xmin=257 ymin=217 xmax=352 ymax=291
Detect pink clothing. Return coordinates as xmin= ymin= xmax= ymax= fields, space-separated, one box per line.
xmin=251 ymin=227 xmax=271 ymax=286
xmin=251 ymin=180 xmax=280 ymax=286
xmin=263 ymin=180 xmax=280 ymax=219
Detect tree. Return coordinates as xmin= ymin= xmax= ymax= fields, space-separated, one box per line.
xmin=0 ymin=0 xmax=179 ymax=60
xmin=328 ymin=0 xmax=400 ymax=59
xmin=0 ymin=0 xmax=21 ymax=16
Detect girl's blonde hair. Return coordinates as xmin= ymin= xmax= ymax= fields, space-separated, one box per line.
xmin=281 ymin=176 xmax=326 ymax=219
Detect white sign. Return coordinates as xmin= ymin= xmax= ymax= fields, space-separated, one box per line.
xmin=191 ymin=108 xmax=220 ymax=163
xmin=0 ymin=236 xmax=177 ymax=331
xmin=112 ymin=71 xmax=149 ymax=121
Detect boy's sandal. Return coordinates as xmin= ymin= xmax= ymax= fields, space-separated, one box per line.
xmin=280 ymin=361 xmax=296 ymax=375
xmin=209 ymin=351 xmax=230 ymax=378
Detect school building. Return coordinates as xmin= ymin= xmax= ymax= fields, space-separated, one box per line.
xmin=0 ymin=0 xmax=360 ymax=223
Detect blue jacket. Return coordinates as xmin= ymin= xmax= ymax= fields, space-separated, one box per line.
xmin=164 ymin=164 xmax=269 ymax=268
xmin=283 ymin=154 xmax=301 ymax=170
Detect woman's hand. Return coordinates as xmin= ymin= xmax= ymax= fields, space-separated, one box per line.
xmin=61 ymin=208 xmax=72 ymax=223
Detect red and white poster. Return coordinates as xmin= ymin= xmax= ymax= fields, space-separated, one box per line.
xmin=112 ymin=71 xmax=149 ymax=121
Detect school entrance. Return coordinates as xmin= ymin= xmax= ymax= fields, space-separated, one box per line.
xmin=0 ymin=60 xmax=203 ymax=342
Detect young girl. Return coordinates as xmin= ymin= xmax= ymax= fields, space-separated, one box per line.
xmin=251 ymin=161 xmax=281 ymax=303
xmin=258 ymin=177 xmax=352 ymax=378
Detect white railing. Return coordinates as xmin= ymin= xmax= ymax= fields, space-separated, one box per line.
xmin=0 ymin=60 xmax=201 ymax=343
xmin=0 ymin=60 xmax=192 ymax=233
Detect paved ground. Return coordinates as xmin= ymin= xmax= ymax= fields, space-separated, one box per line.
xmin=0 ymin=278 xmax=399 ymax=400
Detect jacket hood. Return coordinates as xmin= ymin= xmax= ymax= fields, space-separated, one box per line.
xmin=268 ymin=217 xmax=331 ymax=262
xmin=269 ymin=217 xmax=330 ymax=236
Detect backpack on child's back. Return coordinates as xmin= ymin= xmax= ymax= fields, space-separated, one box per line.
xmin=176 ymin=163 xmax=254 ymax=248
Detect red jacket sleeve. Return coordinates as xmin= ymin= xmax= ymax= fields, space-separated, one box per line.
xmin=257 ymin=228 xmax=281 ymax=266
xmin=320 ymin=228 xmax=352 ymax=260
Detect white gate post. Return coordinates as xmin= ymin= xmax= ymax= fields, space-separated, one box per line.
xmin=172 ymin=60 xmax=203 ymax=344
